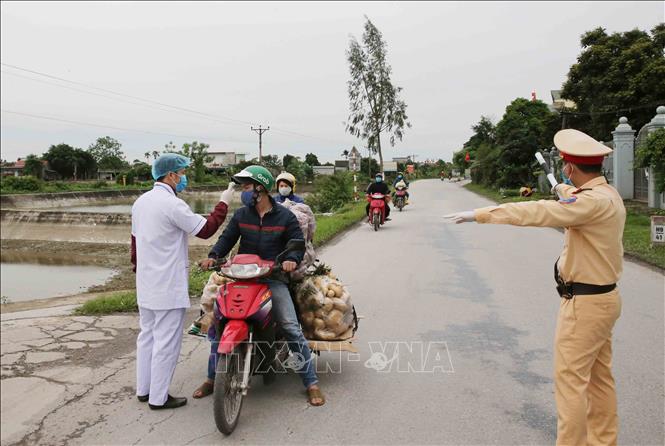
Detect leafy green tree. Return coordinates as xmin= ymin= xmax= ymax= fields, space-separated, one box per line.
xmin=470 ymin=143 xmax=501 ymax=186
xmin=75 ymin=149 xmax=98 ymax=179
xmin=635 ymin=127 xmax=665 ymax=193
xmin=23 ymin=154 xmax=44 ymax=178
xmin=282 ymin=154 xmax=296 ymax=169
xmin=43 ymin=144 xmax=79 ymax=178
xmin=360 ymin=156 xmax=380 ymax=178
xmin=179 ymin=141 xmax=213 ymax=183
xmin=494 ymin=98 xmax=559 ymax=188
xmin=285 ymin=158 xmax=309 ymax=183
xmin=305 ymin=153 xmax=320 ymax=166
xmin=88 ymin=136 xmax=126 ymax=169
xmin=346 ymin=17 xmax=411 ymax=172
xmin=561 ymin=24 xmax=665 ymax=139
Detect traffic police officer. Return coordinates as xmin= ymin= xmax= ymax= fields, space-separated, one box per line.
xmin=445 ymin=129 xmax=625 ymax=445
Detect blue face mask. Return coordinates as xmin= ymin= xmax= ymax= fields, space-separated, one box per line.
xmin=561 ymin=169 xmax=573 ymax=186
xmin=241 ymin=190 xmax=255 ymax=206
xmin=375 ymin=177 xmax=382 ymax=183
xmin=175 ymin=174 xmax=188 ymax=193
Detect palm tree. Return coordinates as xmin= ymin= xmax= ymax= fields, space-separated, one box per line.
xmin=152 ymin=150 xmax=160 ymax=160
xmin=144 ymin=152 xmax=151 ymax=164
xmin=341 ymin=149 xmax=349 ymax=160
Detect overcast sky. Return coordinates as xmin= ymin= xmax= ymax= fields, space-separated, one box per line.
xmin=1 ymin=1 xmax=663 ymax=164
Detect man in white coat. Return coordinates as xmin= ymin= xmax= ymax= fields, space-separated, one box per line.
xmin=131 ymin=153 xmax=233 ymax=409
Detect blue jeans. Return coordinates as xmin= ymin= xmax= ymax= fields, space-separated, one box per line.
xmin=207 ymin=279 xmax=318 ymax=388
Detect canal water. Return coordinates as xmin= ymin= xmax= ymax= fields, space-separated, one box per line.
xmin=58 ymin=193 xmax=224 ymax=214
xmin=0 ymin=263 xmax=117 ymax=303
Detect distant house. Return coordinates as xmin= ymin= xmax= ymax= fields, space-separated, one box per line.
xmin=334 ymin=160 xmax=349 ymax=173
xmin=550 ymin=90 xmax=576 ymax=113
xmin=205 ymin=151 xmax=247 ymax=171
xmin=97 ymin=170 xmax=121 ymax=181
xmin=392 ymin=156 xmax=411 ymax=164
xmin=348 ymin=147 xmax=361 ymax=171
xmin=1 ymin=158 xmax=25 ymax=177
xmin=0 ymin=158 xmax=56 ymax=180
xmin=313 ymin=166 xmax=335 ymax=176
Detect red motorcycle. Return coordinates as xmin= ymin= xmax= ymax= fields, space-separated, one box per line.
xmin=367 ymin=193 xmax=387 ymax=231
xmin=210 ymin=240 xmax=305 ymax=435
xmin=394 ymin=187 xmax=407 ymax=212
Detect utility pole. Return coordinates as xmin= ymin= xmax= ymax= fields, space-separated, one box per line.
xmin=251 ymin=125 xmax=269 ymax=163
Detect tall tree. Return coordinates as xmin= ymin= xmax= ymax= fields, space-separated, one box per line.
xmin=561 ymin=24 xmax=665 ymax=139
xmin=282 ymin=154 xmax=296 ymax=170
xmin=87 ymin=136 xmax=125 ymax=170
xmin=304 ymin=153 xmax=320 ymax=166
xmin=152 ymin=150 xmax=160 ymax=160
xmin=494 ymin=98 xmax=559 ymax=188
xmin=345 ymin=17 xmax=411 ymax=173
xmin=341 ymin=149 xmax=349 ymax=159
xmin=179 ymin=141 xmax=213 ymax=183
xmin=144 ymin=152 xmax=151 ymax=163
xmin=74 ymin=149 xmax=98 ymax=179
xmin=23 ymin=154 xmax=44 ymax=178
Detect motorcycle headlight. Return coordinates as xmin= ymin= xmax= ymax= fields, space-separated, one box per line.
xmin=220 ymin=263 xmax=271 ymax=279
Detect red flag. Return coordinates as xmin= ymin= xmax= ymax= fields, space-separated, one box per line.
xmin=465 ymin=152 xmax=470 ymax=162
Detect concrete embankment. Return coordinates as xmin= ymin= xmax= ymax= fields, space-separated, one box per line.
xmin=0 ymin=185 xmax=229 ymax=210
xmin=1 ymin=209 xmax=132 ymax=225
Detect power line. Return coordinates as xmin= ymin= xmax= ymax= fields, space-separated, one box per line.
xmin=0 ymin=109 xmax=255 ymax=143
xmin=1 ymin=62 xmax=255 ymax=127
xmin=1 ymin=62 xmax=353 ymax=146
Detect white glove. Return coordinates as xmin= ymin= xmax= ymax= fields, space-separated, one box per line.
xmin=443 ymin=211 xmax=476 ymax=224
xmin=220 ymin=182 xmax=235 ymax=205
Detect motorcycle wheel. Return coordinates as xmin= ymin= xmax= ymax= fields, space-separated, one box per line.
xmin=213 ymin=347 xmax=245 ymax=435
xmin=372 ymin=213 xmax=380 ymax=231
xmin=398 ymin=198 xmax=403 ymax=211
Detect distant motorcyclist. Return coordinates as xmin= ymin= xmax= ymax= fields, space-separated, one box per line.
xmin=274 ymin=172 xmax=304 ymax=204
xmin=392 ymin=172 xmax=410 ymax=204
xmin=366 ymin=173 xmax=391 ymax=220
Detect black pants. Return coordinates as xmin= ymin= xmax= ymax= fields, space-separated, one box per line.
xmin=366 ymin=202 xmax=390 ymax=218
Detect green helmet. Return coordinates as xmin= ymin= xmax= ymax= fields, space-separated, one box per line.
xmin=232 ymin=165 xmax=275 ymax=191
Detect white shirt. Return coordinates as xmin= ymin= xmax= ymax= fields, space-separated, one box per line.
xmin=131 ymin=182 xmax=206 ymax=310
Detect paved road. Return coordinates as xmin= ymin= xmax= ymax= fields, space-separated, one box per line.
xmin=7 ymin=179 xmax=663 ymax=445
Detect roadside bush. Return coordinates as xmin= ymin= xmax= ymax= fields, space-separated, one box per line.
xmin=92 ymin=180 xmax=108 ymax=189
xmin=53 ymin=181 xmax=71 ymax=191
xmin=306 ymin=172 xmax=354 ymax=213
xmin=0 ymin=175 xmax=43 ymax=192
xmin=116 ymin=170 xmax=136 ymax=185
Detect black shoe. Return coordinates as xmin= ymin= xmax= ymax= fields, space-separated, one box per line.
xmin=385 ymin=217 xmax=391 ymax=221
xmin=148 ymin=395 xmax=188 ymax=410
xmin=137 ymin=394 xmax=149 ymax=403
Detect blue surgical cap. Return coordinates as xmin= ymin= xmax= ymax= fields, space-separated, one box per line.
xmin=151 ymin=153 xmax=191 ymax=180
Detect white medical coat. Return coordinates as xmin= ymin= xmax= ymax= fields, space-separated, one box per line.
xmin=131 ymin=182 xmax=206 ymax=310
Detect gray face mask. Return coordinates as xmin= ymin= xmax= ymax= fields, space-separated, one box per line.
xmin=278 ymin=186 xmax=292 ymax=196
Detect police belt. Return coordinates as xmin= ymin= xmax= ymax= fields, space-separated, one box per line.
xmin=554 ymin=261 xmax=616 ymax=299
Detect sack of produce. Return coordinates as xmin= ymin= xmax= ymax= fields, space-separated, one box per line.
xmin=294 ymin=265 xmax=356 ymax=341
xmin=194 ymin=271 xmax=233 ymax=335
xmin=280 ymin=199 xmax=317 ymax=281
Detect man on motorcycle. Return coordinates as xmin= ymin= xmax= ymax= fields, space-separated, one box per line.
xmin=274 ymin=171 xmax=305 ymax=204
xmin=197 ymin=165 xmax=325 ymax=407
xmin=392 ymin=172 xmax=410 ymax=204
xmin=366 ymin=172 xmax=391 ymax=220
